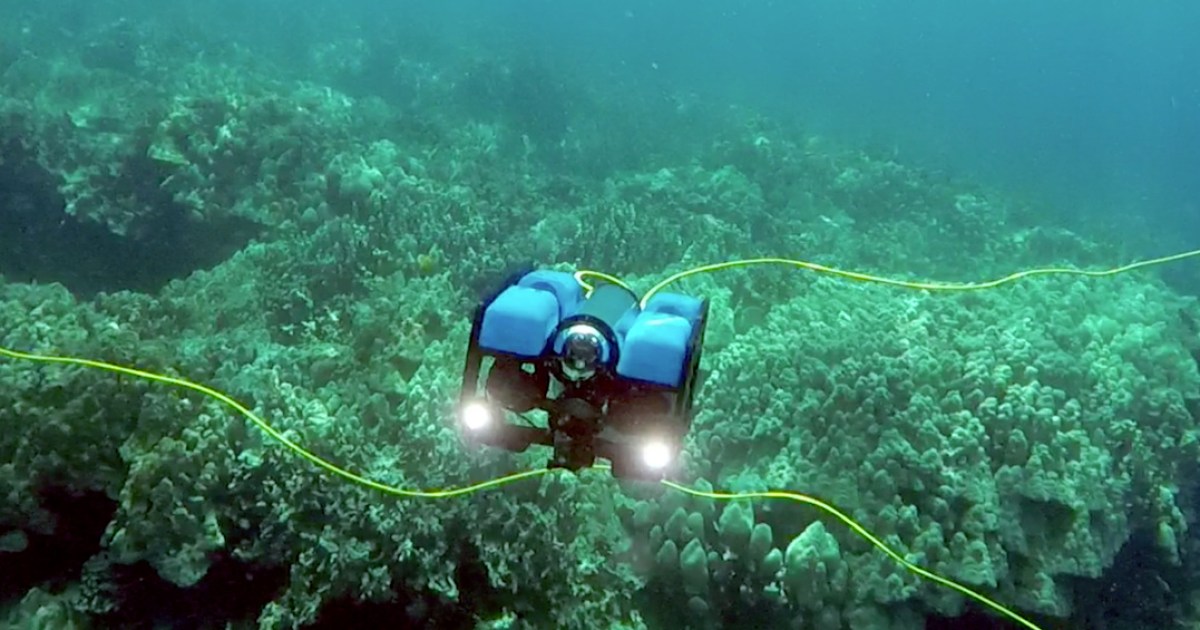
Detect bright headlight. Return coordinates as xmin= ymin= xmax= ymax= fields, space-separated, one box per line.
xmin=640 ymin=439 xmax=674 ymax=470
xmin=461 ymin=400 xmax=493 ymax=432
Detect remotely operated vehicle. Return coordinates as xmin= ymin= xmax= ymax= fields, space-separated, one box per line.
xmin=457 ymin=269 xmax=709 ymax=480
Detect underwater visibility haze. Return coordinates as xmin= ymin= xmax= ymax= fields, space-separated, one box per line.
xmin=1 ymin=1 xmax=1199 ymax=628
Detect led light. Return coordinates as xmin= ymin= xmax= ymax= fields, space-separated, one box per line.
xmin=640 ymin=440 xmax=674 ymax=470
xmin=461 ymin=400 xmax=493 ymax=432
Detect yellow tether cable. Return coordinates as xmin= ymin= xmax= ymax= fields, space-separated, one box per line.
xmin=1 ymin=343 xmax=1041 ymax=628
xmin=664 ymin=481 xmax=1043 ymax=630
xmin=0 ymin=345 xmax=549 ymax=498
xmin=7 ymin=246 xmax=1197 ymax=630
xmin=573 ymin=269 xmax=634 ymax=297
xmin=625 ymin=247 xmax=1200 ymax=308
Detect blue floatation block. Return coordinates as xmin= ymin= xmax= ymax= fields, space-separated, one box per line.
xmin=478 ymin=270 xmax=581 ymax=358
xmin=617 ymin=293 xmax=704 ymax=387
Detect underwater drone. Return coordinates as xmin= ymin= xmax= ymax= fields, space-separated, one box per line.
xmin=457 ymin=269 xmax=709 ymax=480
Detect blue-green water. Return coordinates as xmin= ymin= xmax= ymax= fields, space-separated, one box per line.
xmin=1 ymin=2 xmax=1198 ymax=629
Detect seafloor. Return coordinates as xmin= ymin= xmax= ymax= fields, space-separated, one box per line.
xmin=2 ymin=7 xmax=1200 ymax=630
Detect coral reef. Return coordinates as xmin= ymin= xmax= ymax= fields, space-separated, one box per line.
xmin=2 ymin=7 xmax=1199 ymax=630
